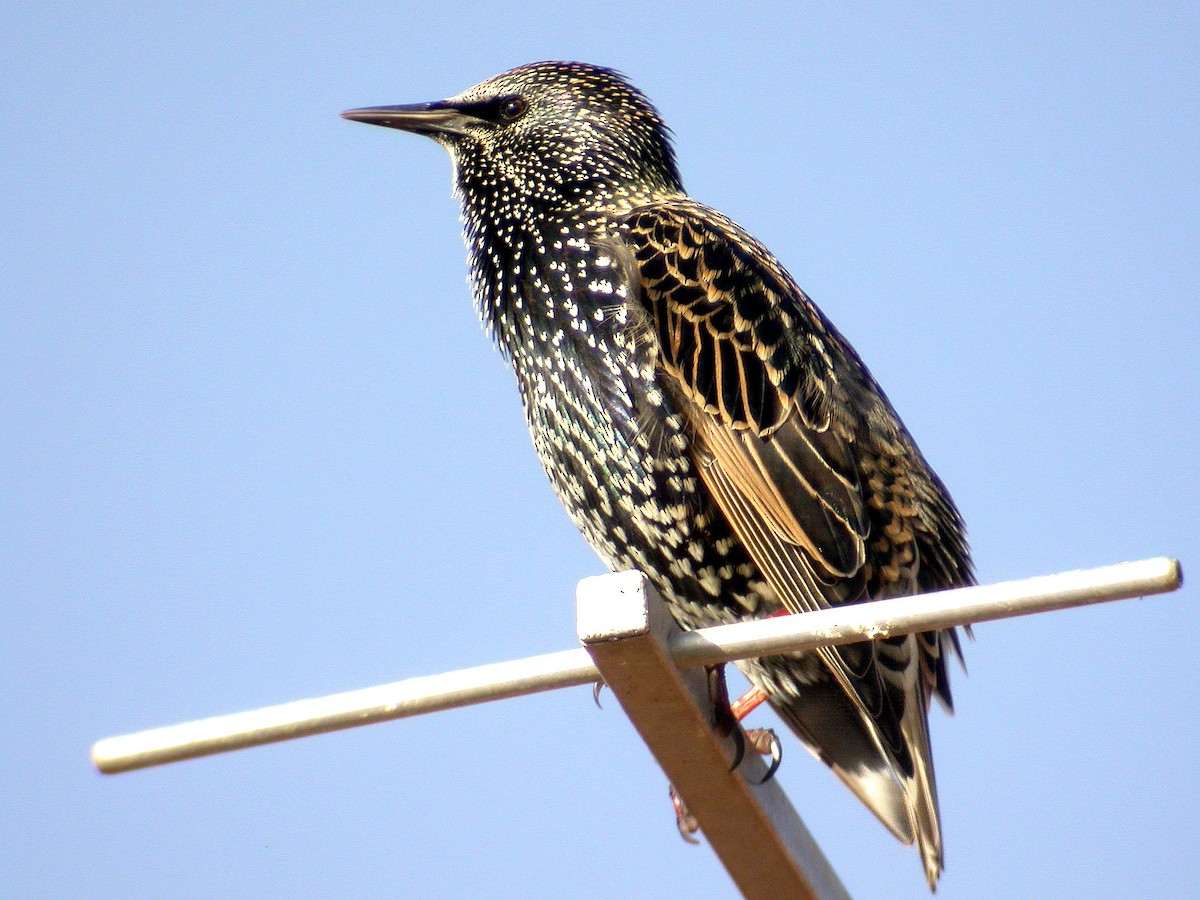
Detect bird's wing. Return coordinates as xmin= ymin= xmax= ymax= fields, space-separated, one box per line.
xmin=617 ymin=198 xmax=949 ymax=881
xmin=619 ymin=198 xmax=872 ymax=601
xmin=621 ymin=199 xmax=874 ymax=581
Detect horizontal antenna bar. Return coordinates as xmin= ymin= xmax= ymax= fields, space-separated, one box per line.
xmin=92 ymin=557 xmax=1180 ymax=774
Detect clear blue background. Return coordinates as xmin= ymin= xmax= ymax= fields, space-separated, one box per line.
xmin=4 ymin=4 xmax=1196 ymax=898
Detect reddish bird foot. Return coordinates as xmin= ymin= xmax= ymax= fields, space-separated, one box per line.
xmin=670 ymin=783 xmax=700 ymax=844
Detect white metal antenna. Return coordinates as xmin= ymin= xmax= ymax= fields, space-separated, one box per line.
xmin=92 ymin=557 xmax=1182 ymax=898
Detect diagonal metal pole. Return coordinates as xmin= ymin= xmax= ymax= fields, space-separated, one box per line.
xmin=92 ymin=557 xmax=1181 ymax=774
xmin=578 ymin=571 xmax=852 ymax=900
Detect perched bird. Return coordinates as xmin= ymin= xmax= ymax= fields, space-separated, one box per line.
xmin=344 ymin=61 xmax=973 ymax=890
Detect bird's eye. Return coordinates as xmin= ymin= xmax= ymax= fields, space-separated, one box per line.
xmin=499 ymin=97 xmax=528 ymax=121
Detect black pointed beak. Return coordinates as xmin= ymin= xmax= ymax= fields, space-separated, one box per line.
xmin=340 ymin=101 xmax=478 ymax=137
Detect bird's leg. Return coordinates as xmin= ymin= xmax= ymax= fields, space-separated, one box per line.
xmin=730 ymin=685 xmax=769 ymax=720
xmin=705 ymin=663 xmax=745 ymax=767
xmin=722 ymin=610 xmax=792 ymax=781
xmin=671 ymin=665 xmax=784 ymax=841
xmin=729 ymin=684 xmax=783 ymax=784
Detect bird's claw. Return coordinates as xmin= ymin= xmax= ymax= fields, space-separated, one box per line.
xmin=592 ymin=680 xmax=605 ymax=709
xmin=745 ymin=728 xmax=782 ymax=783
xmin=706 ymin=664 xmax=736 ymax=735
xmin=727 ymin=725 xmax=746 ymax=771
xmin=669 ymin=784 xmax=700 ymax=844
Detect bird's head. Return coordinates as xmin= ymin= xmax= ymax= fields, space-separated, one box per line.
xmin=343 ymin=61 xmax=683 ymax=215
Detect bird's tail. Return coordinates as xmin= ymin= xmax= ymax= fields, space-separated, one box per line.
xmin=740 ymin=644 xmax=945 ymax=891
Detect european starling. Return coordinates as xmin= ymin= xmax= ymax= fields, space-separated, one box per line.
xmin=344 ymin=61 xmax=973 ymax=890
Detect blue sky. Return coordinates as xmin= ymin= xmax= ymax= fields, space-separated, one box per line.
xmin=3 ymin=4 xmax=1197 ymax=898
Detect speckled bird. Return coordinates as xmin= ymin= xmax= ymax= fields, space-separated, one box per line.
xmin=344 ymin=61 xmax=973 ymax=890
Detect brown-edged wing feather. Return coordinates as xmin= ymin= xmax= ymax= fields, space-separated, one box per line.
xmin=618 ymin=198 xmax=972 ymax=887
xmin=620 ymin=199 xmax=870 ymax=583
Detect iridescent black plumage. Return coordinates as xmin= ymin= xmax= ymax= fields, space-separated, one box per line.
xmin=344 ymin=61 xmax=973 ymax=890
